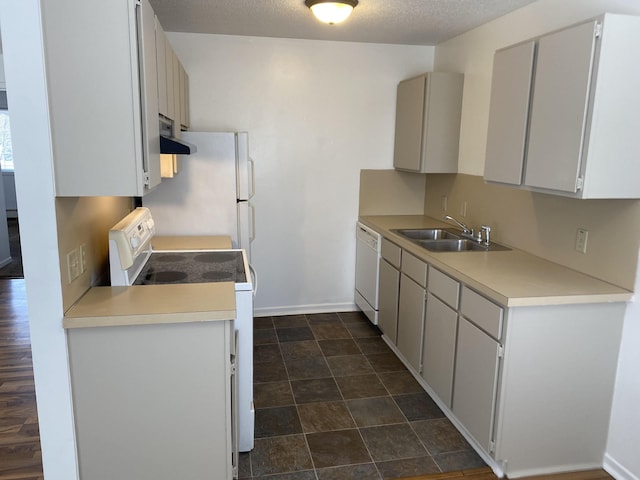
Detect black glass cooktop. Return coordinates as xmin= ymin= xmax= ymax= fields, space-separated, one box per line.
xmin=134 ymin=251 xmax=247 ymax=285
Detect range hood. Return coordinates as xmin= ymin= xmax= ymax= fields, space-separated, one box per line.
xmin=160 ymin=135 xmax=197 ymax=155
xmin=159 ymin=117 xmax=197 ymax=155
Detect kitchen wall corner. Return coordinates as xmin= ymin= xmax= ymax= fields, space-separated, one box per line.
xmin=55 ymin=196 xmax=132 ymax=311
xmin=424 ymin=173 xmax=640 ymax=291
xmin=359 ymin=169 xmax=426 ymax=216
xmin=170 ymin=32 xmax=434 ymax=313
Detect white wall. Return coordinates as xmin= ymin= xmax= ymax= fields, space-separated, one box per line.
xmin=0 ymin=1 xmax=79 ymax=478
xmin=433 ymin=1 xmax=640 ymax=478
xmin=168 ymin=33 xmax=433 ymax=315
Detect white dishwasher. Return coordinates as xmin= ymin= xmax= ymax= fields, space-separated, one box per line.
xmin=355 ymin=222 xmax=381 ymax=324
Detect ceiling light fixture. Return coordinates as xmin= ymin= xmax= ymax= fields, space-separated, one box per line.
xmin=305 ymin=0 xmax=359 ymax=25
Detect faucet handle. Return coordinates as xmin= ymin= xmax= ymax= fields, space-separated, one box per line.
xmin=480 ymin=225 xmax=491 ymax=245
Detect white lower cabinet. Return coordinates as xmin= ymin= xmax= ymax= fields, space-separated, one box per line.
xmin=397 ymin=252 xmax=428 ymax=372
xmin=378 ymin=239 xmax=402 ymax=344
xmin=452 ymin=316 xmax=501 ymax=453
xmin=378 ymin=259 xmax=400 ymax=344
xmin=397 ymin=273 xmax=426 ymax=372
xmin=375 ymin=233 xmax=624 ymax=477
xmin=67 ymin=320 xmax=236 ymax=480
xmin=422 ymin=293 xmax=457 ymax=407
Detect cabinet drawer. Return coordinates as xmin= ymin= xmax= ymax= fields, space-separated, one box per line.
xmin=381 ymin=238 xmax=401 ymax=268
xmin=401 ymin=252 xmax=428 ymax=288
xmin=460 ymin=287 xmax=504 ymax=340
xmin=428 ymin=268 xmax=459 ymax=309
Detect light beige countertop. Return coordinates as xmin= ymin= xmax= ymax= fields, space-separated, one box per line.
xmin=63 ymin=283 xmax=236 ymax=329
xmin=360 ymin=215 xmax=632 ymax=307
xmin=152 ymin=235 xmax=233 ymax=251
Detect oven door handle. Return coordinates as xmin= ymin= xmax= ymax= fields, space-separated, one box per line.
xmin=249 ymin=264 xmax=258 ymax=296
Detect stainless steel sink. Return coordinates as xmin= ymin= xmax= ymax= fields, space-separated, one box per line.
xmin=392 ymin=228 xmax=462 ymax=241
xmin=392 ymin=228 xmax=511 ymax=252
xmin=418 ymin=239 xmax=487 ymax=252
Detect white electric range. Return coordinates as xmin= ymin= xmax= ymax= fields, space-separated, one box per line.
xmin=108 ymin=207 xmax=255 ymax=452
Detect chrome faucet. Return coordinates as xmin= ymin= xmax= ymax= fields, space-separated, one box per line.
xmin=480 ymin=225 xmax=491 ymax=246
xmin=444 ymin=215 xmax=492 ymax=246
xmin=443 ymin=215 xmax=473 ymax=236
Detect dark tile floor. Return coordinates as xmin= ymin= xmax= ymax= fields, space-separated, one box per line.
xmin=241 ymin=311 xmax=486 ymax=480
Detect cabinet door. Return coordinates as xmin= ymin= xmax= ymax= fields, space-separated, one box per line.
xmin=422 ymin=73 xmax=463 ymax=174
xmin=484 ymin=41 xmax=535 ymax=185
xmin=397 ymin=273 xmax=426 ymax=372
xmin=452 ymin=317 xmax=501 ymax=452
xmin=137 ymin=0 xmax=161 ymax=191
xmin=68 ymin=321 xmax=234 ymax=480
xmin=173 ymin=51 xmax=181 ymax=135
xmin=524 ymin=20 xmax=598 ymax=193
xmin=393 ymin=75 xmax=426 ymax=172
xmin=166 ymin=39 xmax=176 ymax=122
xmin=378 ymin=259 xmax=400 ymax=344
xmin=155 ymin=18 xmax=168 ymax=118
xmin=45 ymin=0 xmax=157 ymax=196
xmin=180 ymin=64 xmax=189 ymax=129
xmin=422 ymin=293 xmax=457 ymax=407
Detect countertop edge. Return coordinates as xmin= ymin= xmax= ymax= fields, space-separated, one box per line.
xmin=63 ymin=283 xmax=237 ymax=329
xmin=63 ymin=309 xmax=236 ymax=329
xmin=359 ymin=215 xmax=633 ymax=308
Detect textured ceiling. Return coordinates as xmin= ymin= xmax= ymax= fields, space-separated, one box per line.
xmin=149 ymin=0 xmax=539 ymax=46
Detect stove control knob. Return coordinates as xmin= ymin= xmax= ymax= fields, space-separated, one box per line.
xmin=130 ymin=236 xmax=141 ymax=249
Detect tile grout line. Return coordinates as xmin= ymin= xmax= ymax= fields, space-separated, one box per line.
xmin=251 ymin=312 xmax=486 ymax=479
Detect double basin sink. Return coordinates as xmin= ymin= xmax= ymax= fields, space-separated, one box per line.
xmin=391 ymin=228 xmax=510 ymax=253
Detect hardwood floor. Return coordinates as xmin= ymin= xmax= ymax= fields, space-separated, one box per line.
xmin=0 ymin=279 xmax=43 ymax=480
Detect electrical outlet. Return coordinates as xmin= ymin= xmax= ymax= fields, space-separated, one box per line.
xmin=67 ymin=249 xmax=80 ymax=283
xmin=575 ymin=228 xmax=588 ymax=254
xmin=79 ymin=244 xmax=87 ymax=274
xmin=460 ymin=201 xmax=467 ymax=217
xmin=441 ymin=195 xmax=448 ymax=212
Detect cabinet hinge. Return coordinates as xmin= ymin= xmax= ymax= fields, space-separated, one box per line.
xmin=497 ymin=345 xmax=505 ymax=359
xmin=232 ymin=465 xmax=238 ymax=479
xmin=576 ymin=176 xmax=584 ymax=191
xmin=230 ymin=361 xmax=237 ymax=375
xmin=489 ymin=440 xmax=496 ymax=454
xmin=143 ymin=171 xmax=150 ymax=187
xmin=594 ymin=22 xmax=603 ymax=38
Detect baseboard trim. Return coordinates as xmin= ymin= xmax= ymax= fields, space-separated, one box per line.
xmin=254 ymin=302 xmax=358 ymax=318
xmin=604 ymin=453 xmax=639 ymax=480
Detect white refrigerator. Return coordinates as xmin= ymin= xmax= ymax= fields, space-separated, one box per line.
xmin=143 ymin=131 xmax=255 ymax=259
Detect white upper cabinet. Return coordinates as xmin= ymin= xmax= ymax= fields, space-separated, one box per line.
xmin=484 ymin=41 xmax=535 ymax=185
xmin=43 ymin=0 xmax=161 ymax=196
xmin=156 ymin=21 xmax=190 ymax=134
xmin=155 ymin=18 xmax=169 ymax=119
xmin=525 ymin=20 xmax=599 ymax=193
xmin=179 ymin=63 xmax=190 ymax=130
xmin=484 ymin=14 xmax=640 ymax=199
xmin=393 ymin=73 xmax=464 ymax=173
